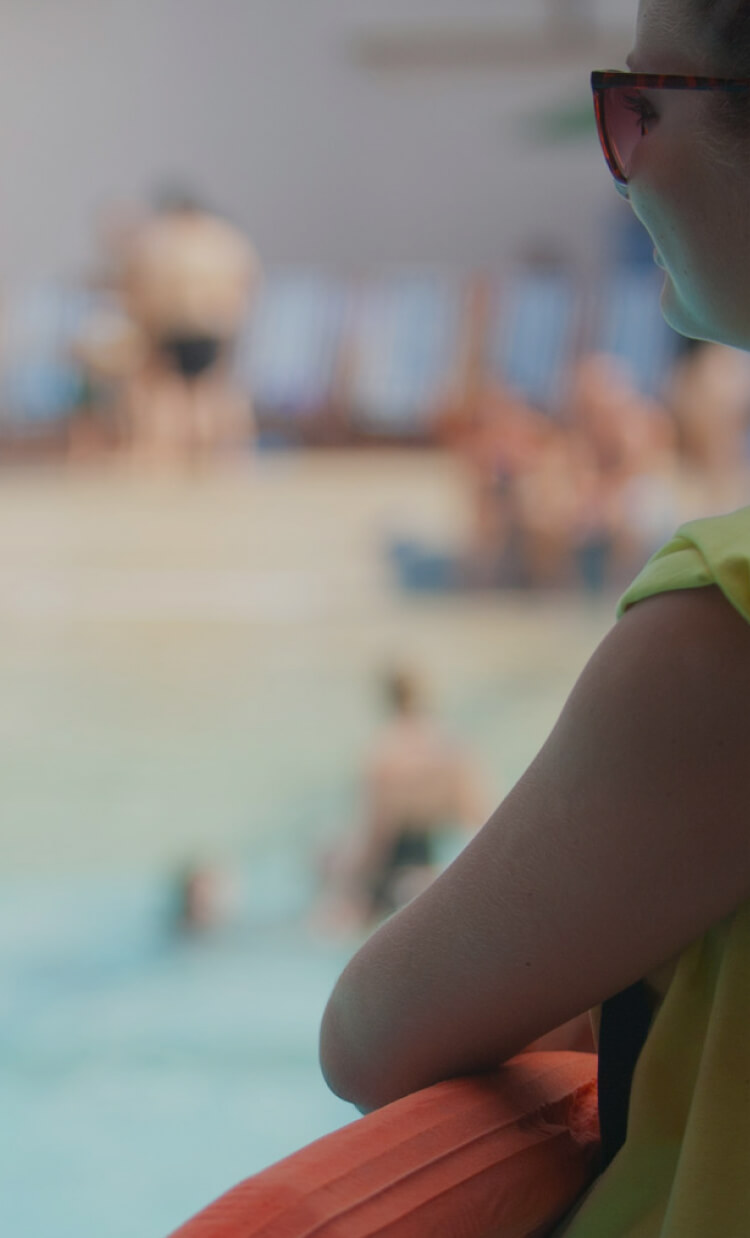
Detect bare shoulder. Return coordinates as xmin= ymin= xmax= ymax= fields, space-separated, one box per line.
xmin=539 ymin=583 xmax=750 ymax=933
xmin=562 ymin=585 xmax=750 ymax=859
xmin=589 ymin=582 xmax=750 ymax=720
xmin=320 ymin=586 xmax=750 ymax=1110
xmin=556 ymin=583 xmax=750 ymax=806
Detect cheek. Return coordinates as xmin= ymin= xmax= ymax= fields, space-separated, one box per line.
xmin=630 ymin=153 xmax=691 ymax=254
xmin=627 ymin=110 xmax=750 ymax=343
xmin=633 ymin=172 xmax=750 ymax=343
xmin=631 ymin=156 xmax=719 ymax=292
xmin=628 ymin=106 xmax=711 ymax=262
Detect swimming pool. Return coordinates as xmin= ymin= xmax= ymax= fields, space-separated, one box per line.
xmin=2 ymin=866 xmax=357 ymax=1238
xmin=0 ymin=460 xmax=617 ymax=1236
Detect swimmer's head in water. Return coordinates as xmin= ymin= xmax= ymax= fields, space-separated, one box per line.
xmin=616 ymin=0 xmax=750 ymax=349
xmin=383 ymin=668 xmax=424 ymax=716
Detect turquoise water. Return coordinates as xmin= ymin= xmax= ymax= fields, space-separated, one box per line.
xmin=2 ymin=865 xmax=357 ymax=1238
xmin=0 ymin=461 xmax=617 ymax=1237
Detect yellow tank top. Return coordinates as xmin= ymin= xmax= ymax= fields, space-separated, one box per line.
xmin=564 ymin=507 xmax=750 ymax=1238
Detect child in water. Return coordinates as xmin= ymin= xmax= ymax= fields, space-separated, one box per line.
xmin=313 ymin=668 xmax=488 ymax=934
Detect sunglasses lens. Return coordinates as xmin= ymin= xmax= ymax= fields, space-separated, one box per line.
xmin=600 ymin=85 xmax=650 ymax=182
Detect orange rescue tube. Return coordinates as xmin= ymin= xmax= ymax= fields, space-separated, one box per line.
xmin=168 ymin=1051 xmax=599 ymax=1238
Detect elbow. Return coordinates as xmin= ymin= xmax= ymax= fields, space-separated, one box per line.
xmin=319 ymin=990 xmax=391 ymax=1113
xmin=318 ymin=998 xmax=347 ymax=1100
xmin=319 ymin=993 xmax=367 ymax=1108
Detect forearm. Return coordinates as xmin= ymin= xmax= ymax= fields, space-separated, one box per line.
xmin=318 ymin=885 xmax=515 ymax=1112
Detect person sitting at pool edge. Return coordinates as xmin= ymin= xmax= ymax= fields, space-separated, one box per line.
xmin=320 ymin=2 xmax=750 ymax=1235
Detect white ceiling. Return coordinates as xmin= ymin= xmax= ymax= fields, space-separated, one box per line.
xmin=0 ymin=0 xmax=637 ymax=284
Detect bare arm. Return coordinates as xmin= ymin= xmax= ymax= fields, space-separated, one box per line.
xmin=320 ymin=586 xmax=750 ymax=1111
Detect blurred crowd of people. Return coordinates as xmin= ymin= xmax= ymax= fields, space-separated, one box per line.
xmin=439 ymin=341 xmax=750 ymax=592
xmin=3 ymin=189 xmax=750 ymax=590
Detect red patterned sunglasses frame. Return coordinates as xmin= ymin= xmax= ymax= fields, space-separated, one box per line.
xmin=591 ymin=70 xmax=750 ymax=185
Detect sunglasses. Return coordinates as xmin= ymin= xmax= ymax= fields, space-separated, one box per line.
xmin=591 ymin=70 xmax=750 ymax=186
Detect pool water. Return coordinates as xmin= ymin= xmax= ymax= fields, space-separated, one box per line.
xmin=2 ymin=864 xmax=358 ymax=1238
xmin=0 ymin=458 xmax=618 ymax=1237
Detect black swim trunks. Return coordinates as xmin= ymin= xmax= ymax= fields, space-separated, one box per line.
xmin=368 ymin=826 xmax=434 ymax=916
xmin=160 ymin=334 xmax=223 ymax=379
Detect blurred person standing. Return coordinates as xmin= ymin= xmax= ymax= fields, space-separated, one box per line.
xmin=123 ymin=188 xmax=260 ymax=463
xmin=313 ymin=668 xmax=489 ymax=934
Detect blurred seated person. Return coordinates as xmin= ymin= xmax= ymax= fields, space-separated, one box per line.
xmin=439 ymin=382 xmax=551 ymax=586
xmin=665 ymin=338 xmax=750 ymax=511
xmin=511 ymin=422 xmax=594 ymax=589
xmin=123 ymin=187 xmax=260 ymax=463
xmin=313 ymin=669 xmax=489 ymax=935
xmin=568 ymin=352 xmax=675 ymax=478
xmin=562 ymin=353 xmax=678 ymax=588
xmin=445 ymin=379 xmax=614 ymax=591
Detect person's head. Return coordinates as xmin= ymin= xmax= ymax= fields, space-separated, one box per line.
xmin=608 ymin=0 xmax=750 ymax=349
xmin=151 ymin=183 xmax=207 ymax=218
xmin=382 ymin=668 xmax=424 ymax=717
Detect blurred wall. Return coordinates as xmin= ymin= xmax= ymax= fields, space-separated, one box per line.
xmin=0 ymin=0 xmax=631 ymax=283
